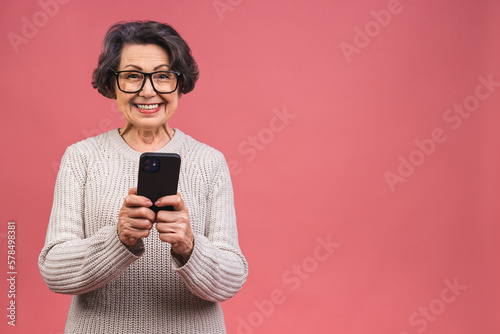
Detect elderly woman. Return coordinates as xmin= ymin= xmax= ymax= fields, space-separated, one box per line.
xmin=38 ymin=21 xmax=248 ymax=334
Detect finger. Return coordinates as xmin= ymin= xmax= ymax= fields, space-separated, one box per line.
xmin=155 ymin=221 xmax=178 ymax=233
xmin=118 ymin=224 xmax=151 ymax=246
xmin=157 ymin=230 xmax=194 ymax=260
xmin=157 ymin=230 xmax=185 ymax=247
xmin=156 ymin=222 xmax=191 ymax=241
xmin=124 ymin=227 xmax=151 ymax=239
xmin=156 ymin=210 xmax=188 ymax=225
xmin=127 ymin=206 xmax=157 ymax=222
xmin=128 ymin=187 xmax=137 ymax=195
xmin=128 ymin=217 xmax=154 ymax=230
xmin=125 ymin=193 xmax=153 ymax=208
xmin=155 ymin=193 xmax=185 ymax=211
xmin=158 ymin=232 xmax=178 ymax=244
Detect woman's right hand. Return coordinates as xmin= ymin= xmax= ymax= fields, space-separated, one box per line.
xmin=117 ymin=188 xmax=156 ymax=247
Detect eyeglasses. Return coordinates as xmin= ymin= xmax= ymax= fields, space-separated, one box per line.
xmin=113 ymin=70 xmax=181 ymax=94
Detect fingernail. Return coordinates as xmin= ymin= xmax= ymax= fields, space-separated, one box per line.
xmin=155 ymin=200 xmax=161 ymax=206
xmin=146 ymin=201 xmax=153 ymax=206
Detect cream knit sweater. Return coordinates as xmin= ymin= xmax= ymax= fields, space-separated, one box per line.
xmin=39 ymin=128 xmax=248 ymax=334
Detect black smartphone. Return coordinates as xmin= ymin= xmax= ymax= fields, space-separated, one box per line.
xmin=137 ymin=153 xmax=181 ymax=213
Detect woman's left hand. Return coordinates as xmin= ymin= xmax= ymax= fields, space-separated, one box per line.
xmin=155 ymin=193 xmax=194 ymax=262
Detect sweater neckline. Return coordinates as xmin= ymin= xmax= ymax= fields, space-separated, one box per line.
xmin=108 ymin=128 xmax=186 ymax=161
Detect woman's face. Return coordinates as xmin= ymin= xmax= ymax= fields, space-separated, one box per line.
xmin=115 ymin=43 xmax=179 ymax=131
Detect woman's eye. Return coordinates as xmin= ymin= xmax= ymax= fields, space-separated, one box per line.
xmin=122 ymin=72 xmax=142 ymax=80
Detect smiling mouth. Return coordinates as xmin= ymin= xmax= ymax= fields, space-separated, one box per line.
xmin=135 ymin=103 xmax=161 ymax=110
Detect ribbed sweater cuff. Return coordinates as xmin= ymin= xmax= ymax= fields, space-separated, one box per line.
xmin=40 ymin=226 xmax=145 ymax=295
xmin=172 ymin=234 xmax=246 ymax=302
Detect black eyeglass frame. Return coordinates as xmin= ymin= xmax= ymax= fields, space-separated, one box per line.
xmin=112 ymin=70 xmax=182 ymax=94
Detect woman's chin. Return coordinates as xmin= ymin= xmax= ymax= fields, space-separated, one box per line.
xmin=133 ymin=120 xmax=165 ymax=131
xmin=123 ymin=103 xmax=175 ymax=130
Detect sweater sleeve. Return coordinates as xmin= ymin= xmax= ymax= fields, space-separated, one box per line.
xmin=38 ymin=146 xmax=143 ymax=295
xmin=173 ymin=152 xmax=248 ymax=302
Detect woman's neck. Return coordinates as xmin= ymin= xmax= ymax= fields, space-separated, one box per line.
xmin=119 ymin=124 xmax=174 ymax=153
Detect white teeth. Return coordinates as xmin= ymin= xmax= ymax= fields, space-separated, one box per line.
xmin=136 ymin=104 xmax=160 ymax=110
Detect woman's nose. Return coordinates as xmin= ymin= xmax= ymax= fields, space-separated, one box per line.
xmin=139 ymin=76 xmax=157 ymax=97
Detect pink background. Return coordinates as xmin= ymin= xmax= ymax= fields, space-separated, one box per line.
xmin=1 ymin=0 xmax=500 ymax=333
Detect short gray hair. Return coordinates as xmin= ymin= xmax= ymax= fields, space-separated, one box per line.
xmin=92 ymin=21 xmax=199 ymax=98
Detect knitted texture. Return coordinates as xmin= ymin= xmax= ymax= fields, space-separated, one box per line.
xmin=39 ymin=128 xmax=248 ymax=334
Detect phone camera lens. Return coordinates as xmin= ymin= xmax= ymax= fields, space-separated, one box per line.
xmin=141 ymin=157 xmax=160 ymax=172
